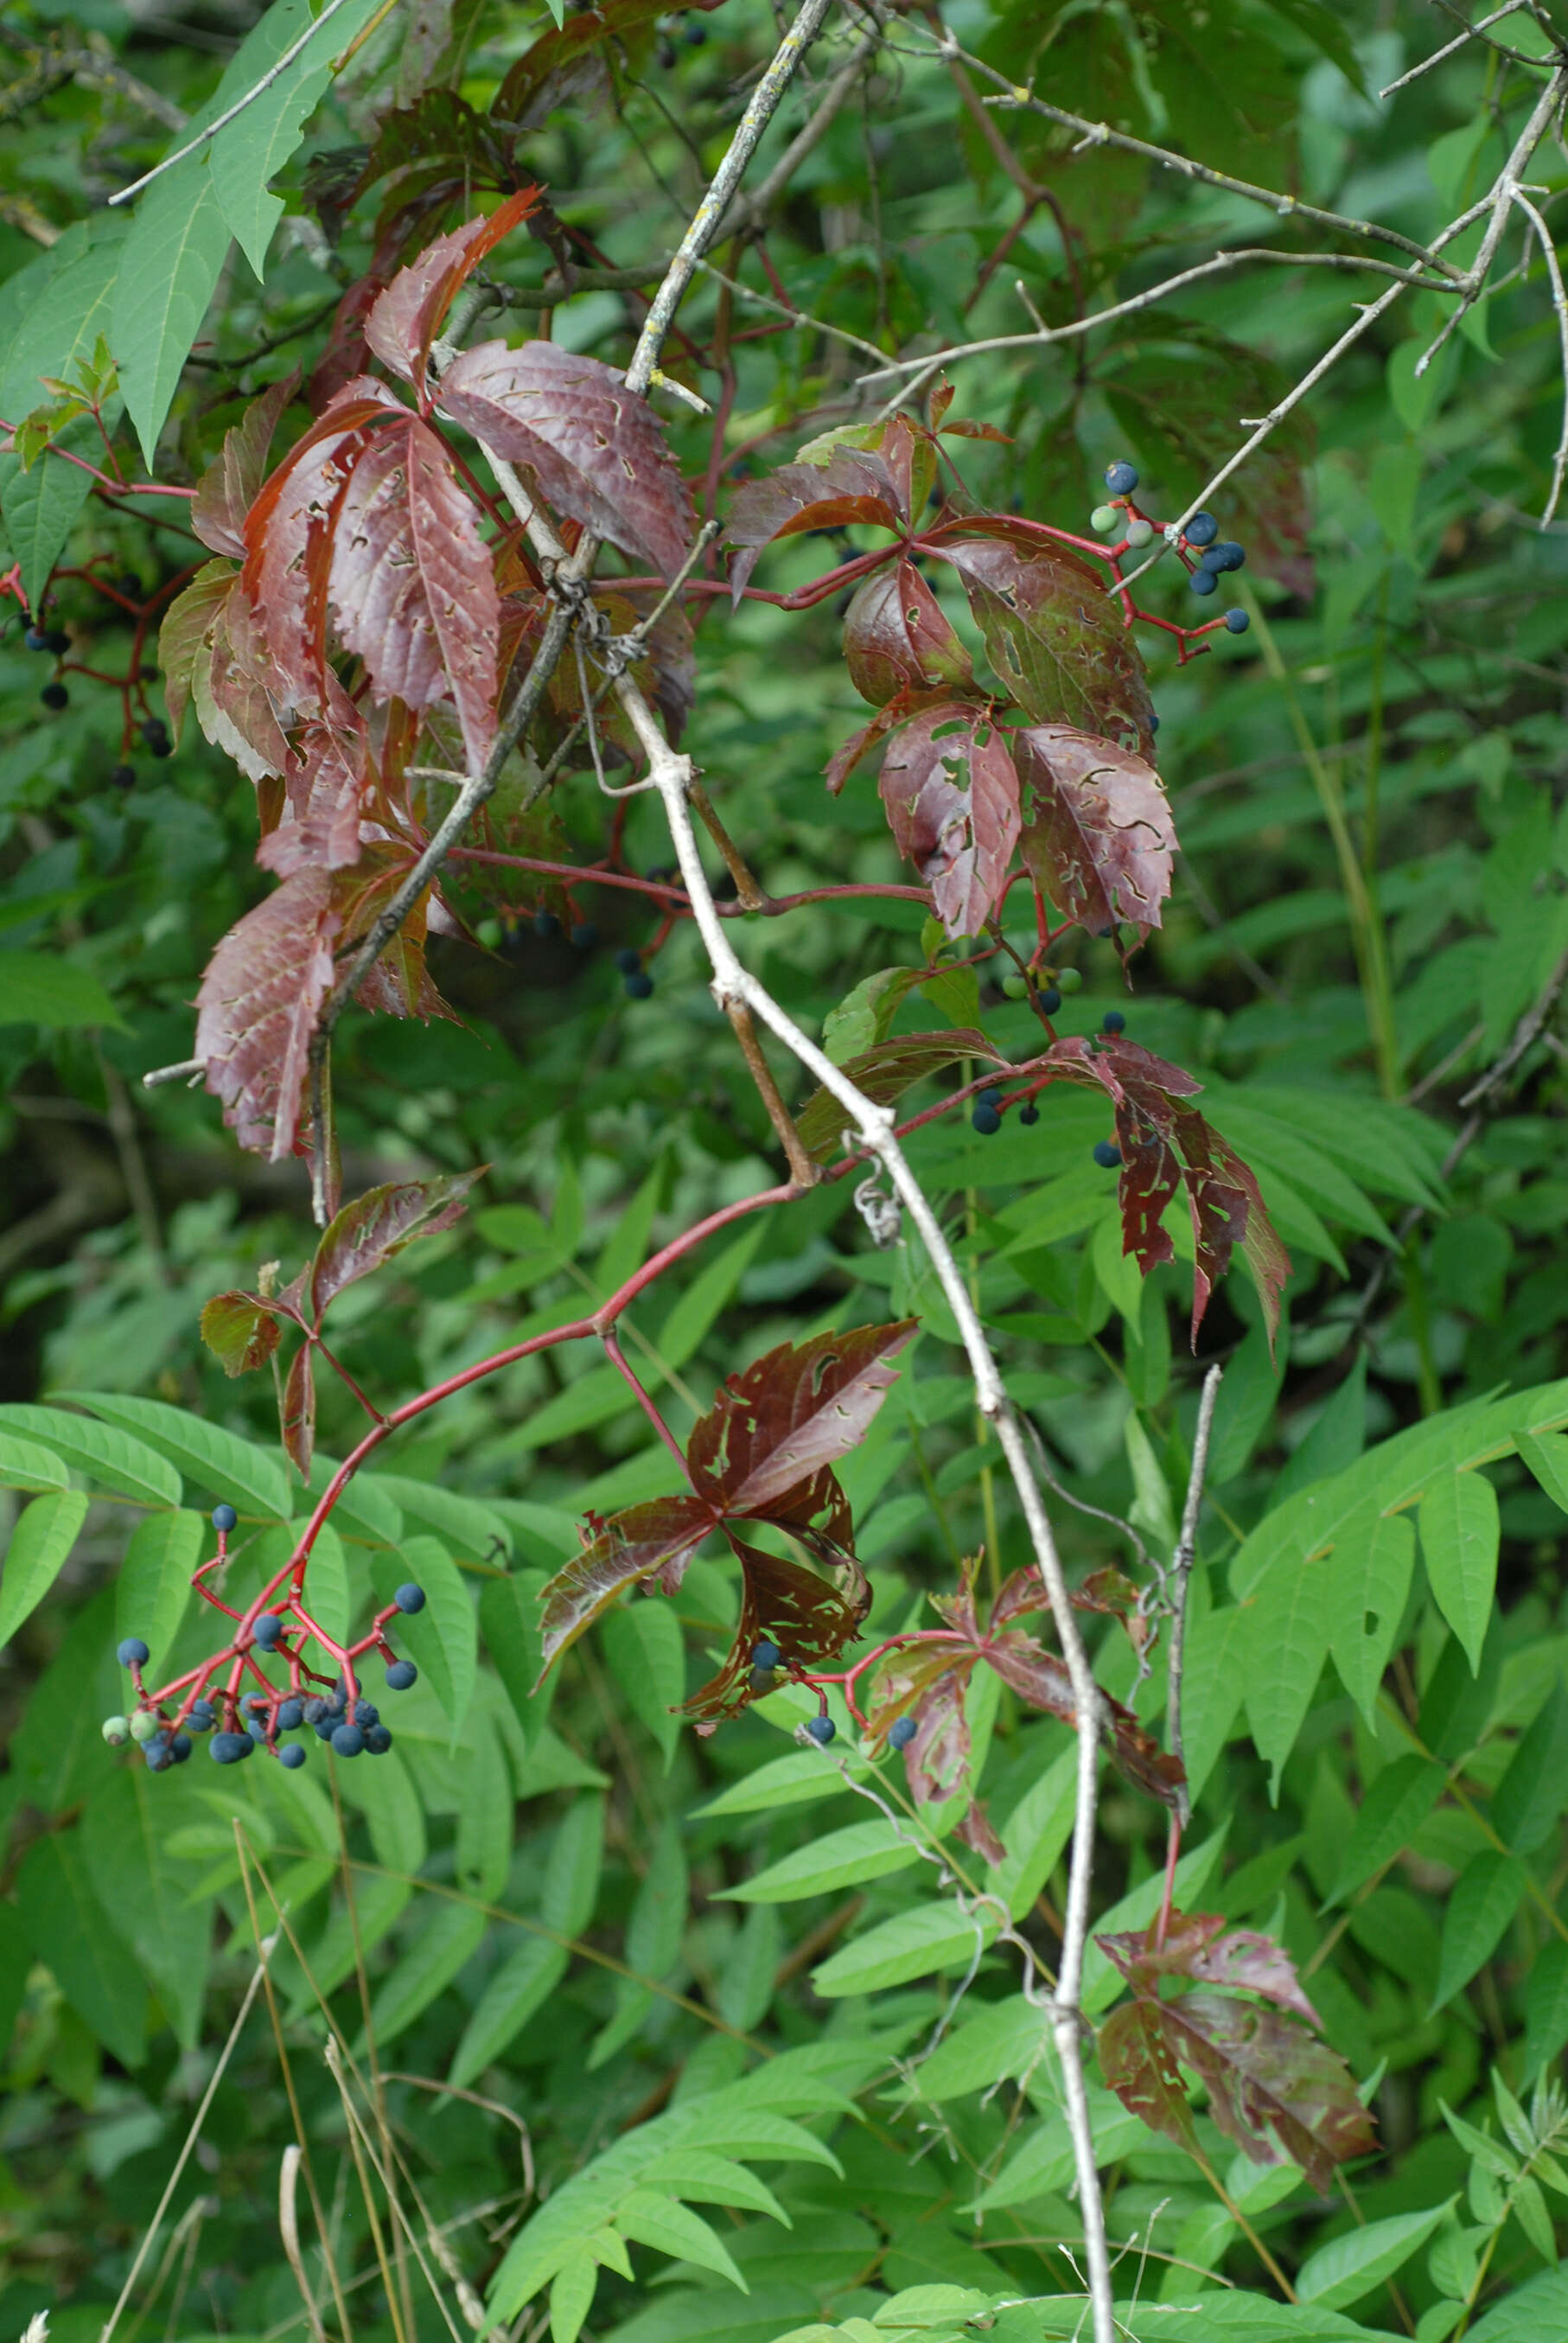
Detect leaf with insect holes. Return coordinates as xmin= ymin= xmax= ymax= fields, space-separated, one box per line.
xmin=935 ymin=527 xmax=1156 ymax=757
xmin=1098 ymin=1911 xmax=1323 ymax=2025
xmin=365 ymin=188 xmax=543 ymax=393
xmin=192 ymin=372 xmax=300 ymax=557
xmin=331 ymin=845 xmax=458 ymax=1023
xmin=323 ymin=412 xmax=499 ymax=772
xmin=435 ymin=340 xmax=694 ymax=579
xmin=878 ymin=703 xmax=1022 ymax=940
xmin=256 ymin=714 xmax=371 ymax=877
xmin=725 ymin=447 xmax=906 ymax=605
xmin=194 ymin=865 xmax=341 ymax=1160
xmin=160 ymin=561 xmax=245 ymax=750
xmin=1014 ymin=723 xmax=1175 ymax=942
xmin=242 ymin=380 xmax=410 ymax=711
xmin=537 ymin=1495 xmax=714 ymax=1676
xmin=685 ymin=1322 xmax=916 ymax=1518
xmin=1035 ymin=1035 xmax=1289 ymax=1350
xmin=309 ymin=1172 xmax=482 ymax=1323
xmin=282 ymin=1342 xmax=315 ymax=1481
xmin=1099 ymin=1998 xmax=1201 ymax=2159
xmin=200 ymin=1291 xmax=286 ymax=1376
xmin=681 ymin=1529 xmax=870 ymax=1723
xmin=162 ymin=560 xmax=294 ymax=783
xmin=794 ymin=1030 xmax=1007 ymax=1163
xmin=843 ymin=561 xmax=973 ymax=706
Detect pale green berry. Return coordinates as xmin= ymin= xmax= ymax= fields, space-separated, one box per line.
xmin=1002 ymin=972 xmax=1029 ymax=1000
xmin=129 ymin=1708 xmax=160 ymax=1742
xmin=1090 ymin=503 xmax=1119 ymax=533
xmin=1125 ymin=517 xmax=1153 ymax=547
xmin=102 ymin=1714 xmax=131 ymax=1746
xmin=1055 ymin=966 xmax=1084 ymax=995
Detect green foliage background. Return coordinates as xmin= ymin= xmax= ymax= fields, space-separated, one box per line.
xmin=3 ymin=2 xmax=1568 ymax=2339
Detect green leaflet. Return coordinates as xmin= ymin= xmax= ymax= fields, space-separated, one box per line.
xmin=0 ymin=1430 xmax=69 ymax=1494
xmin=63 ymin=1390 xmax=291 ymax=1519
xmin=0 ymin=1490 xmax=89 ymax=1648
xmin=1327 ymin=1756 xmax=1446 ymax=1907
xmin=1431 ymin=1852 xmax=1527 ymax=2012
xmin=1418 ymin=1469 xmax=1500 ymax=1675
xmin=112 ymin=156 xmax=233 ymax=466
xmin=480 ymin=1570 xmax=552 ymax=1751
xmin=361 ymin=1897 xmax=488 ymax=2053
xmin=450 ymin=1938 xmax=570 ymax=2087
xmin=80 ymin=1767 xmax=214 ymax=2051
xmin=1241 ymin=1546 xmax=1333 ymax=1798
xmin=1295 ymin=2199 xmax=1456 ymax=2311
xmin=373 ymin=1539 xmax=476 ymax=1741
xmin=655 ymin=1226 xmax=766 ymax=1368
xmin=0 ymin=1402 xmax=182 ymax=1509
xmin=1328 ymin=1510 xmax=1415 ymax=1730
xmin=723 ymin=1819 xmax=923 ymax=1904
xmin=206 ymin=0 xmax=386 ymax=278
xmin=1493 ymin=1678 xmax=1568 ymax=1853
xmin=603 ymin=1596 xmax=685 ymax=1771
xmin=114 ymin=1509 xmax=203 ymax=1679
xmin=15 ymin=1830 xmax=147 ymax=2067
xmin=372 ymin=1473 xmax=513 ymax=1563
xmin=812 ymin=1901 xmax=1000 ymax=1999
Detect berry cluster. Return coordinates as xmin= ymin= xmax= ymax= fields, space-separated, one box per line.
xmin=102 ymin=1501 xmax=428 ymax=1773
xmin=968 ymin=1012 xmax=1129 ymax=1164
xmin=1092 ymin=463 xmax=1251 ymax=634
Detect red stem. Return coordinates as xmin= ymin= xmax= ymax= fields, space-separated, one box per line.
xmin=603 ymin=1330 xmax=690 ymax=1477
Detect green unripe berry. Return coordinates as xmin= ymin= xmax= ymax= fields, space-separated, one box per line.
xmin=102 ymin=1714 xmax=131 ymax=1746
xmin=1124 ymin=517 xmax=1154 ymax=547
xmin=129 ymin=1708 xmax=160 ymax=1742
xmin=1090 ymin=503 xmax=1119 ymax=533
xmin=1055 ymin=966 xmax=1083 ymax=994
xmin=1002 ymin=971 xmax=1029 ymax=1001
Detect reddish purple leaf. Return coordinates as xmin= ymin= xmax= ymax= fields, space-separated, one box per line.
xmin=1014 ymin=722 xmax=1175 ymax=942
xmin=935 ymin=528 xmax=1156 ymax=756
xmin=309 ymin=1171 xmax=482 ymax=1322
xmin=326 ymin=412 xmax=500 ymax=773
xmin=242 ymin=380 xmax=408 ymax=712
xmin=686 ymin=1323 xmax=916 ymax=1519
xmin=194 ymin=865 xmax=341 ymax=1160
xmin=310 ymin=276 xmax=386 ymax=414
xmin=493 ymin=0 xmax=725 ymax=125
xmin=365 ymin=188 xmax=543 ymax=393
xmin=1100 ymin=1911 xmax=1322 ymax=2026
xmin=1099 ymin=1999 xmax=1201 ymax=2158
xmin=436 ymin=339 xmax=694 ymax=578
xmin=282 ymin=1341 xmax=316 ymax=1482
xmin=537 ymin=1495 xmax=714 ymax=1676
xmin=868 ymin=1637 xmax=978 ymax=1804
xmin=192 ymin=373 xmax=300 ymax=558
xmin=200 ymin=1291 xmax=285 ymax=1376
xmin=794 ymin=1028 xmax=1006 ymax=1162
xmin=682 ymin=1528 xmax=869 ymax=1723
xmin=844 ymin=561 xmax=973 ymax=707
xmin=878 ymin=704 xmax=1022 ymax=940
xmin=1156 ymin=1989 xmax=1376 ymax=2193
xmin=725 ymin=447 xmax=906 ymax=604
xmin=257 ymin=712 xmax=372 ymax=878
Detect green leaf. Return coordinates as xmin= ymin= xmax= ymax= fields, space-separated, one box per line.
xmin=364 ymin=1898 xmax=488 ymax=2052
xmin=0 ymin=1491 xmax=90 ymax=1647
xmin=696 ymin=1749 xmax=871 ymax=1819
xmin=1431 ymin=1851 xmax=1527 ymax=2011
xmin=371 ymin=1473 xmax=512 ymax=1564
xmin=0 ymin=410 xmax=124 ymax=619
xmin=542 ymin=1794 xmax=606 ymax=1937
xmin=0 ymin=1431 xmax=69 ymax=1494
xmin=603 ymin=1597 xmax=685 ymax=1772
xmin=813 ymin=1902 xmax=1001 ymax=1997
xmin=0 ymin=1404 xmax=182 ymax=1509
xmin=1329 ymin=1512 xmax=1416 ymax=1730
xmin=112 ymin=157 xmax=233 ymax=465
xmin=1295 ymin=2201 xmax=1456 ymax=2309
xmin=0 ymin=950 xmax=123 ymax=1030
xmin=1242 ymin=1547 xmax=1333 ymax=1798
xmin=627 ymin=1817 xmax=687 ymax=1982
xmin=1493 ymin=1679 xmax=1568 ymax=1852
xmin=451 ymin=1938 xmax=570 ymax=2088
xmin=456 ymin=1711 xmax=512 ymax=1903
xmin=1516 ymin=1429 xmax=1568 ymax=1517
xmin=655 ymin=1226 xmax=765 ymax=1370
xmin=481 ymin=1570 xmax=552 ymax=1750
xmin=1467 ymin=2263 xmax=1568 ymax=2341
xmin=374 ymin=1539 xmax=476 ymax=1740
xmin=1524 ymin=1940 xmax=1568 ymax=2084
xmin=550 ymin=2249 xmax=599 ymax=2343
xmin=1327 ymin=1756 xmax=1446 ymax=1906
xmin=1418 ymin=1471 xmax=1500 ymax=1674
xmin=724 ymin=1819 xmax=923 ymax=1905
xmin=306 ymin=1456 xmax=403 ymax=1547
xmin=616 ymin=2191 xmax=747 ymax=2291
xmin=114 ymin=1508 xmax=203 ymax=1679
xmin=63 ymin=1391 xmax=290 ymax=1518
xmin=14 ymin=1831 xmax=146 ymax=2068
xmin=80 ymin=1766 xmax=214 ymax=2049
xmin=207 ymin=0 xmax=386 ymax=277
xmin=993 ymin=1744 xmax=1077 ymax=1921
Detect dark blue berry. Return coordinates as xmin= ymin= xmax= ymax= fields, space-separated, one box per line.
xmin=332 ymin=1723 xmax=365 ymax=1759
xmin=1150 ymin=714 xmax=1160 ymax=734
xmin=278 ymin=1743 xmax=307 ymax=1770
xmin=303 ymin=1696 xmax=329 ymax=1726
xmin=752 ymin=1638 xmax=781 ymax=1671
xmin=614 ymin=948 xmax=642 ymax=974
xmin=1093 ymin=1140 xmax=1123 ymax=1169
xmin=24 ymin=627 xmax=48 ymax=652
xmin=889 ymin=1715 xmax=917 ymax=1750
xmin=315 ymin=1715 xmax=340 ymax=1741
xmin=1224 ymin=609 xmax=1250 ymax=635
xmin=253 ymin=1612 xmax=283 ymax=1647
xmin=749 ymin=1664 xmax=777 ymax=1690
xmin=570 ymin=921 xmax=599 ymax=951
xmin=364 ymin=1724 xmax=393 ymax=1755
xmin=1184 ymin=513 xmax=1219 ymax=547
xmin=624 ymin=970 xmax=654 ymax=999
xmin=276 ymin=1698 xmax=304 ymax=1731
xmin=385 ymin=1659 xmax=417 ymax=1690
xmin=972 ymin=1101 xmax=1002 ymax=1135
xmin=118 ymin=1638 xmax=150 ymax=1668
xmin=188 ymin=1700 xmax=215 ymax=1732
xmin=1038 ymin=986 xmax=1062 ymax=1015
xmin=978 ymin=1086 xmax=1002 ymax=1109
xmin=805 ymin=1714 xmax=836 ymax=1746
xmin=1189 ymin=570 xmax=1218 ymax=597
xmin=110 ymin=763 xmax=135 ymax=788
xmin=145 ymin=1742 xmax=173 ymax=1772
xmin=1200 ymin=542 xmax=1246 ymax=573
xmin=394 ymin=1583 xmax=425 ymax=1614
xmin=245 ymin=1715 xmax=269 ymax=1741
xmin=1103 ymin=1011 xmax=1125 ymax=1033
xmin=212 ymin=1503 xmax=238 ymax=1533
xmin=1104 ymin=461 xmax=1138 ymax=495
xmin=40 ymin=682 xmax=67 ymax=711
xmin=351 ymin=1701 xmax=379 ymax=1728
xmin=170 ymin=1733 xmax=192 ymax=1764
xmin=533 ymin=910 xmax=559 ymax=938
xmin=211 ymin=1732 xmax=250 ymax=1765
xmin=1018 ymin=1102 xmax=1040 ymax=1126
